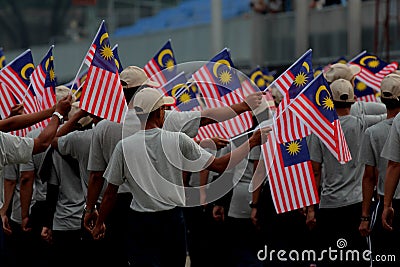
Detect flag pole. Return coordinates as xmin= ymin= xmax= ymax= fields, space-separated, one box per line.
xmin=347 ymin=50 xmax=367 ymax=64
xmin=231 ymin=72 xmax=324 ymax=142
xmin=69 ymin=20 xmax=104 ymax=92
xmin=72 ymin=80 xmax=86 ymax=97
xmin=21 ymin=82 xmax=32 ymax=103
xmin=263 ymin=49 xmax=313 ymax=93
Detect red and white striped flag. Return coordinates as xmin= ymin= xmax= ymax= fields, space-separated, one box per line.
xmin=271 ymin=50 xmax=313 ymax=143
xmin=144 ymin=39 xmax=177 ymax=87
xmin=30 ymin=45 xmax=57 ymax=128
xmin=192 ymin=49 xmax=253 ymax=140
xmin=0 ymin=82 xmax=17 ymax=119
xmin=350 ymin=52 xmax=398 ymax=92
xmin=290 ymin=74 xmax=352 ymax=163
xmin=262 ymin=129 xmax=319 ymax=214
xmin=79 ymin=21 xmax=127 ymax=123
xmin=0 ymin=49 xmax=38 ymax=115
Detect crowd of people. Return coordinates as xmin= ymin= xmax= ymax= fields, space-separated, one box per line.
xmin=0 ymin=60 xmax=400 ymax=267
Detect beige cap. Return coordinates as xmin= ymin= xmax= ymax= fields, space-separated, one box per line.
xmin=330 ymin=78 xmax=356 ymax=103
xmin=56 ymin=85 xmax=76 ymax=103
xmin=133 ymin=88 xmax=175 ymax=114
xmin=324 ymin=63 xmax=361 ymax=83
xmin=381 ymin=73 xmax=400 ymax=100
xmin=120 ymin=66 xmax=160 ymax=89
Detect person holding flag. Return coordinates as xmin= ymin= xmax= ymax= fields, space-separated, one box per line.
xmin=91 ymin=87 xmax=271 ymax=266
xmin=306 ymin=77 xmax=386 ymax=266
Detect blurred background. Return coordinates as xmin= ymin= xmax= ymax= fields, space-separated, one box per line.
xmin=0 ymin=0 xmax=399 ymax=82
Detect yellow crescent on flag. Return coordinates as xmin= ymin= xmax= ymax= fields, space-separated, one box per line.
xmin=157 ymin=49 xmax=173 ymax=67
xmin=21 ymin=63 xmax=35 ymax=80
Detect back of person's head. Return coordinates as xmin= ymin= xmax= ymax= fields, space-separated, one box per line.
xmin=330 ymin=78 xmax=356 ymax=109
xmin=324 ymin=63 xmax=361 ymax=85
xmin=56 ymin=85 xmax=76 ymax=103
xmin=269 ymin=85 xmax=283 ymax=107
xmin=120 ymin=66 xmax=160 ymax=103
xmin=132 ymin=87 xmax=175 ymax=123
xmin=380 ymin=73 xmax=400 ymax=109
xmin=68 ymin=101 xmax=93 ymax=129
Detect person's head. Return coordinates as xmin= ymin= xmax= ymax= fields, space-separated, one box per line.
xmin=380 ymin=73 xmax=400 ymax=110
xmin=132 ymin=87 xmax=175 ymax=128
xmin=269 ymin=85 xmax=283 ymax=107
xmin=67 ymin=101 xmax=95 ymax=130
xmin=330 ymin=78 xmax=356 ymax=109
xmin=324 ymin=63 xmax=361 ymax=86
xmin=56 ymin=85 xmax=77 ymax=120
xmin=120 ymin=66 xmax=160 ymax=103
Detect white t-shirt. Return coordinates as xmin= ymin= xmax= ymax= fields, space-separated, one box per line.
xmin=104 ymin=128 xmax=212 ymax=212
xmin=0 ymin=132 xmax=34 ymax=209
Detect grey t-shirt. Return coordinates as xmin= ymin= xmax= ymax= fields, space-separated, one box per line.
xmin=350 ymin=101 xmax=386 ymax=117
xmin=58 ymin=129 xmax=94 ymax=197
xmin=228 ymin=143 xmax=261 ymax=219
xmin=308 ymin=114 xmax=382 ymax=208
xmin=48 ymin=149 xmax=85 ymax=231
xmin=381 ymin=113 xmax=400 ymax=163
xmin=88 ymin=110 xmax=201 ymax=194
xmin=360 ymin=118 xmax=400 ymax=198
xmin=104 ymin=128 xmax=212 ymax=212
xmin=20 ymin=128 xmax=47 ymax=202
xmin=0 ymin=131 xmax=34 ymax=209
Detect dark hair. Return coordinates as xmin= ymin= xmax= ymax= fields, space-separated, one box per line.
xmin=135 ymin=108 xmax=160 ymax=123
xmin=381 ymin=97 xmax=400 ymax=109
xmin=123 ymin=86 xmax=141 ymax=103
xmin=333 ymin=101 xmax=353 ymax=109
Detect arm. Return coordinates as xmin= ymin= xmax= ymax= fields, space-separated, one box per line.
xmin=51 ymin=109 xmax=88 ymax=149
xmin=196 ymin=136 xmax=229 ymax=150
xmin=359 ymin=165 xmax=376 ymax=236
xmin=83 ymin=171 xmax=105 ymax=231
xmin=250 ymin=159 xmax=266 ymax=227
xmin=32 ymin=95 xmax=72 ymax=155
xmin=92 ymin=183 xmax=119 ymax=240
xmin=19 ymin=170 xmax=35 ymax=232
xmin=0 ymin=179 xmax=17 ymax=235
xmin=306 ymin=160 xmax=321 ymax=229
xmin=382 ymin=160 xmax=400 ymax=231
xmin=206 ymin=127 xmax=270 ymax=173
xmin=0 ymin=107 xmax=55 ymax=132
xmin=199 ymin=92 xmax=263 ymax=127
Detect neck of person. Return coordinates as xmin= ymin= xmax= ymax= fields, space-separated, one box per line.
xmin=142 ymin=119 xmax=162 ymax=130
xmin=335 ymin=107 xmax=351 ymax=116
xmin=387 ymin=107 xmax=400 ymax=119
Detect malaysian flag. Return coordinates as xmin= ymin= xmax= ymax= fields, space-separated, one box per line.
xmin=83 ymin=20 xmax=106 ymax=66
xmin=112 ymin=44 xmax=123 ymax=73
xmin=290 ymin=74 xmax=352 ymax=163
xmin=144 ymin=39 xmax=177 ymax=87
xmin=30 ymin=45 xmax=57 ymax=120
xmin=0 ymin=82 xmax=17 ymax=119
xmin=0 ymin=48 xmax=6 ymax=69
xmin=192 ymin=48 xmax=253 ymax=139
xmin=350 ymin=51 xmax=398 ymax=92
xmin=262 ymin=130 xmax=319 ymax=213
xmin=79 ymin=21 xmax=127 ymax=123
xmin=161 ymin=71 xmax=198 ymax=112
xmin=242 ymin=68 xmax=276 ymax=112
xmin=272 ymin=49 xmax=313 ymax=143
xmin=0 ymin=49 xmax=39 ymax=115
xmin=354 ymin=78 xmax=377 ymax=102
